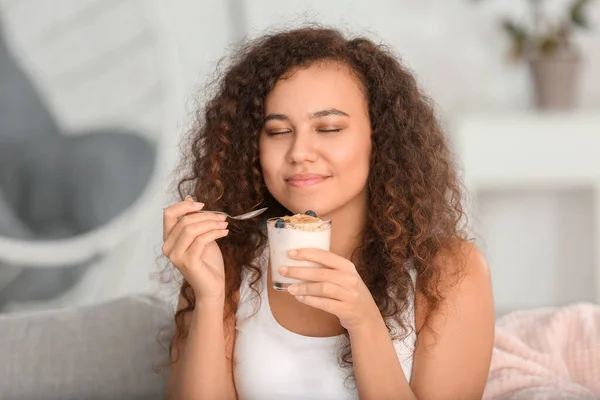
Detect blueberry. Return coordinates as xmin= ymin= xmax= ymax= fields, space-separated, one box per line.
xmin=305 ymin=210 xmax=317 ymax=217
xmin=275 ymin=218 xmax=285 ymax=228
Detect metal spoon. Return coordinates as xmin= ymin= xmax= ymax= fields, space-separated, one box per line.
xmin=196 ymin=207 xmax=268 ymax=220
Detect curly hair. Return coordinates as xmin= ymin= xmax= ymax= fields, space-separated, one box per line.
xmin=171 ymin=25 xmax=467 ymax=373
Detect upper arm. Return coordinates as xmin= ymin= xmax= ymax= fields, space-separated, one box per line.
xmin=410 ymin=241 xmax=495 ymax=399
xmin=166 ymin=291 xmax=238 ymax=400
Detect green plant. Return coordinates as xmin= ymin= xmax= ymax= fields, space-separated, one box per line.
xmin=474 ymin=0 xmax=594 ymax=60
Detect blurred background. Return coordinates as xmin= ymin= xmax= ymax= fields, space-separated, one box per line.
xmin=0 ymin=0 xmax=598 ymax=317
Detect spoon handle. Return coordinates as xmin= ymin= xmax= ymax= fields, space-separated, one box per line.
xmin=196 ymin=210 xmax=229 ymax=216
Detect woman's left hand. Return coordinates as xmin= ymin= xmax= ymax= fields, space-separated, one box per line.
xmin=279 ymin=248 xmax=383 ymax=335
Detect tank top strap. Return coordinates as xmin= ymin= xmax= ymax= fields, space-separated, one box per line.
xmin=236 ymin=247 xmax=268 ymax=320
xmin=404 ymin=258 xmax=417 ymax=285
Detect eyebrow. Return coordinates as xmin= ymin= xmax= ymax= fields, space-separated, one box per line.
xmin=264 ymin=108 xmax=350 ymax=122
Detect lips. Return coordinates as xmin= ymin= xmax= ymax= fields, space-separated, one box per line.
xmin=285 ymin=173 xmax=330 ymax=188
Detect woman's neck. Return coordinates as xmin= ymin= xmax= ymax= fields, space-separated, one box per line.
xmin=324 ymin=192 xmax=368 ymax=263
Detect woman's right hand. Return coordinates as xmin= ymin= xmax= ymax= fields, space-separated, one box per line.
xmin=162 ymin=196 xmax=230 ymax=303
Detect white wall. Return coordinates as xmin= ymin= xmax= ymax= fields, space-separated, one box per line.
xmin=476 ymin=189 xmax=596 ymax=315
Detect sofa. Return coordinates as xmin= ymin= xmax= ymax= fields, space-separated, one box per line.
xmin=0 ymin=295 xmax=173 ymax=400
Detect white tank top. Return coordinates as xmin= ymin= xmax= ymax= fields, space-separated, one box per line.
xmin=233 ymin=249 xmax=417 ymax=400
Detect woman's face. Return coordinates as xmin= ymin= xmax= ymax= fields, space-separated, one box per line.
xmin=259 ymin=62 xmax=372 ymax=218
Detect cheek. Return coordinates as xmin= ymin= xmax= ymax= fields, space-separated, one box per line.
xmin=332 ymin=139 xmax=371 ymax=180
xmin=259 ymin=142 xmax=280 ymax=185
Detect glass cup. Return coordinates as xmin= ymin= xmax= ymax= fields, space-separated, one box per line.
xmin=266 ymin=217 xmax=332 ymax=291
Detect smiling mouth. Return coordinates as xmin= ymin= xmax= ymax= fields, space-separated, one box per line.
xmin=285 ymin=175 xmax=330 ymax=188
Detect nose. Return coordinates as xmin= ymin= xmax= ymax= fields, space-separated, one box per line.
xmin=286 ymin=130 xmax=318 ymax=164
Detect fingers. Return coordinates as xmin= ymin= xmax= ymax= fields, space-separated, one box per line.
xmin=170 ymin=228 xmax=229 ymax=268
xmin=164 ymin=210 xmax=227 ymax=246
xmin=185 ymin=229 xmax=230 ymax=264
xmin=288 ymin=248 xmax=356 ymax=271
xmin=293 ymin=295 xmax=342 ymax=315
xmin=163 ymin=196 xmax=204 ymax=239
xmin=162 ymin=217 xmax=228 ymax=257
xmin=279 ymin=266 xmax=351 ymax=285
xmin=287 ymin=280 xmax=353 ymax=302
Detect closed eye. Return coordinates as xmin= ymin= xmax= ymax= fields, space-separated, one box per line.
xmin=265 ymin=128 xmax=342 ymax=136
xmin=266 ymin=130 xmax=291 ymax=136
xmin=317 ymin=128 xmax=342 ymax=133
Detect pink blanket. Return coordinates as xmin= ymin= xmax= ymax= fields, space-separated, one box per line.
xmin=484 ymin=302 xmax=600 ymax=400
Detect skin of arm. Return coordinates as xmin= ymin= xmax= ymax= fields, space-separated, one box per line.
xmin=166 ymin=293 xmax=238 ymax=400
xmin=349 ymin=241 xmax=495 ymax=399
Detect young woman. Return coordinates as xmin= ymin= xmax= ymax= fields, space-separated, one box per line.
xmin=162 ymin=26 xmax=495 ymax=400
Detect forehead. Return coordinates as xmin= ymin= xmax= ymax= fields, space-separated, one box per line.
xmin=264 ymin=62 xmax=367 ymax=115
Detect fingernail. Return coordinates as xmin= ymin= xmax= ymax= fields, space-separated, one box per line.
xmin=295 ymin=296 xmax=304 ymax=301
xmin=185 ymin=195 xmax=192 ymax=200
xmin=222 ymin=229 xmax=229 ymax=235
xmin=278 ymin=266 xmax=288 ymax=275
xmin=195 ymin=202 xmax=204 ymax=209
xmin=219 ymin=221 xmax=228 ymax=228
xmin=288 ymin=250 xmax=297 ymax=257
xmin=287 ymin=285 xmax=298 ymax=295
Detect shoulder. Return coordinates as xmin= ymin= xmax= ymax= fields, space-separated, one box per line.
xmin=430 ymin=239 xmax=490 ymax=295
xmin=437 ymin=239 xmax=489 ymax=277
xmin=410 ymin=240 xmax=494 ymax=397
xmin=415 ymin=239 xmax=493 ymax=329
